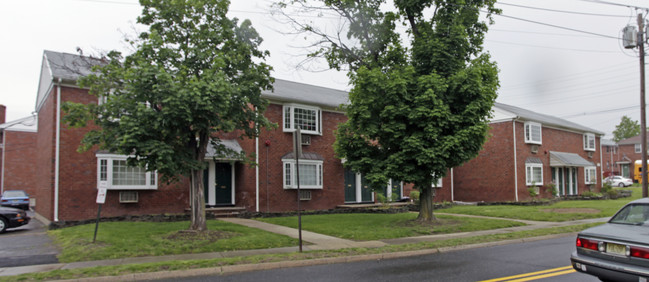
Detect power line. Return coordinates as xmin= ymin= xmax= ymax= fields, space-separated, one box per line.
xmin=578 ymin=0 xmax=649 ymax=10
xmin=487 ymin=39 xmax=619 ymax=53
xmin=497 ymin=2 xmax=630 ymax=17
xmin=491 ymin=11 xmax=621 ymax=40
xmin=560 ymin=105 xmax=639 ymax=118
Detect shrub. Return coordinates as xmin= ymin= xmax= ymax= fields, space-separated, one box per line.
xmin=581 ymin=191 xmax=602 ymax=198
xmin=409 ymin=190 xmax=420 ymax=205
xmin=528 ymin=186 xmax=538 ymax=198
xmin=376 ymin=193 xmax=388 ymax=204
xmin=545 ymin=183 xmax=558 ymax=197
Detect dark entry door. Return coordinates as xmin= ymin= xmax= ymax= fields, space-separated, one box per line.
xmin=344 ymin=168 xmax=356 ymax=203
xmin=360 ymin=175 xmax=374 ymax=202
xmin=214 ymin=163 xmax=232 ymax=205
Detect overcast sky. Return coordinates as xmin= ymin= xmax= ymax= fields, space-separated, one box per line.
xmin=1 ymin=0 xmax=648 ymax=139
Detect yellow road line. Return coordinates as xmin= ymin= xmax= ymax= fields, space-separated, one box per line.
xmin=507 ymin=269 xmax=576 ymax=282
xmin=479 ymin=265 xmax=574 ymax=282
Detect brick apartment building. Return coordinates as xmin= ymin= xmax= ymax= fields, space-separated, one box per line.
xmin=452 ymin=103 xmax=604 ymax=202
xmin=617 ymin=133 xmax=649 ymax=182
xmin=0 ymin=111 xmax=38 ymax=199
xmin=601 ymin=138 xmax=621 ymax=178
xmin=10 ymin=50 xmax=603 ymax=222
xmin=30 ymin=50 xmax=446 ymax=222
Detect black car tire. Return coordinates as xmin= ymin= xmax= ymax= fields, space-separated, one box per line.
xmin=619 ymin=183 xmax=625 ymax=187
xmin=0 ymin=217 xmax=7 ymax=233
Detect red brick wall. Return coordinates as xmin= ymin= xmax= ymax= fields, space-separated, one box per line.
xmin=35 ymin=87 xmax=57 ymax=220
xmin=453 ymin=120 xmax=602 ymax=202
xmin=236 ymin=103 xmax=348 ymax=212
xmin=618 ymin=143 xmax=644 ymax=181
xmin=601 ymin=145 xmax=620 ymax=177
xmin=2 ymin=130 xmax=37 ymax=196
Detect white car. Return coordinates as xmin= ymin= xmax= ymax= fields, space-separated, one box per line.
xmin=604 ymin=176 xmax=634 ymax=187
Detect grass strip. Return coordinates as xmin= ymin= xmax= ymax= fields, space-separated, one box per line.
xmin=50 ymin=220 xmax=298 ymax=263
xmin=4 ymin=223 xmax=600 ymax=281
xmin=257 ymin=213 xmax=525 ymax=240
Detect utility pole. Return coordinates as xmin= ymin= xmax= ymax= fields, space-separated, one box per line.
xmin=639 ymin=13 xmax=648 ymax=198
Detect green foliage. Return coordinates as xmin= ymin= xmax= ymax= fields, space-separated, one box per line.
xmin=62 ymin=0 xmax=274 ymax=230
xmin=613 ymin=115 xmax=641 ymax=142
xmin=545 ymin=182 xmax=558 ymax=197
xmin=376 ymin=193 xmax=388 ymax=204
xmin=528 ymin=186 xmax=538 ymax=198
xmin=297 ymin=1 xmax=501 ymax=215
xmin=409 ymin=190 xmax=420 ymax=205
xmin=63 ymin=0 xmax=274 ymax=183
xmin=581 ymin=191 xmax=602 ymax=198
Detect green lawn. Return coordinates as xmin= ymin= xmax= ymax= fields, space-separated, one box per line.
xmin=257 ymin=213 xmax=525 ymax=240
xmin=49 ymin=220 xmax=298 ymax=263
xmin=441 ymin=187 xmax=642 ymax=222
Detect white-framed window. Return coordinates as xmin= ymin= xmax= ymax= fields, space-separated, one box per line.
xmin=96 ymin=154 xmax=158 ymax=190
xmin=525 ymin=163 xmax=543 ymax=186
xmin=636 ymin=144 xmax=642 ymax=153
xmin=282 ymin=159 xmax=323 ymax=189
xmin=283 ymin=104 xmax=322 ymax=135
xmin=524 ymin=122 xmax=542 ymax=145
xmin=585 ymin=166 xmax=597 ymax=184
xmin=431 ymin=174 xmax=443 ymax=188
xmin=583 ymin=133 xmax=596 ymax=151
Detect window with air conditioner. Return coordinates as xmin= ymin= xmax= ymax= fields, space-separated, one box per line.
xmin=282 ymin=159 xmax=323 ymax=189
xmin=283 ymin=104 xmax=322 ymax=135
xmin=583 ymin=133 xmax=596 ymax=151
xmin=97 ymin=154 xmax=158 ymax=190
xmin=585 ymin=167 xmax=597 ymax=184
xmin=524 ymin=122 xmax=542 ymax=145
xmin=525 ymin=163 xmax=543 ymax=186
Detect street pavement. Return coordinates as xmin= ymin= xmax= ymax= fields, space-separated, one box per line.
xmin=0 ymin=212 xmax=609 ymax=280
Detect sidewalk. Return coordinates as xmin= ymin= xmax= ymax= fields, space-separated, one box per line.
xmin=0 ymin=214 xmax=609 ymax=278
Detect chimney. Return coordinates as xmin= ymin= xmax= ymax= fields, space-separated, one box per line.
xmin=0 ymin=104 xmax=6 ymax=124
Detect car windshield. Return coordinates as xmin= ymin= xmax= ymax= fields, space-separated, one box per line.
xmin=2 ymin=191 xmax=27 ymax=198
xmin=610 ymin=204 xmax=649 ymax=225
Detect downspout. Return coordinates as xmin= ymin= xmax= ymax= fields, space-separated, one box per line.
xmin=54 ymin=79 xmax=62 ymax=222
xmin=450 ymin=167 xmax=454 ymax=202
xmin=599 ymin=136 xmax=603 ymax=189
xmin=513 ymin=119 xmax=518 ymax=202
xmin=255 ymin=138 xmax=259 ymax=212
xmin=1 ymin=129 xmax=5 ymax=194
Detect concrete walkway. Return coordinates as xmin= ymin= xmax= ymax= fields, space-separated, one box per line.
xmin=0 ymin=214 xmax=609 ymax=278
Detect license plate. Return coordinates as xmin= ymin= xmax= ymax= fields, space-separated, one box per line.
xmin=11 ymin=200 xmax=18 ymax=203
xmin=606 ymin=243 xmax=627 ymax=256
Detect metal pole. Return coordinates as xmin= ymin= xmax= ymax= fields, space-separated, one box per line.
xmin=93 ymin=204 xmax=102 ymax=243
xmin=638 ymin=13 xmax=648 ymax=198
xmin=294 ymin=129 xmax=303 ymax=252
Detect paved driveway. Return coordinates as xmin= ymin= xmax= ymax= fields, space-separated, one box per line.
xmin=0 ymin=212 xmax=59 ymax=268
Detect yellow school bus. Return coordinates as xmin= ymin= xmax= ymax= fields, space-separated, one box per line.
xmin=634 ymin=160 xmax=649 ymax=183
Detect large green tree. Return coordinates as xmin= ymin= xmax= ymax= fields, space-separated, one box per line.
xmin=63 ymin=0 xmax=273 ymax=231
xmin=613 ymin=115 xmax=641 ymax=142
xmin=279 ymin=0 xmax=500 ymax=221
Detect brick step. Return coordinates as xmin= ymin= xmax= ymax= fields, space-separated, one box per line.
xmin=206 ymin=207 xmax=246 ymax=218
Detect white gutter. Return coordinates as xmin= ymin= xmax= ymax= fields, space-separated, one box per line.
xmin=255 ymin=136 xmax=259 ymax=212
xmin=513 ymin=119 xmax=519 ymax=202
xmin=54 ymin=79 xmax=61 ymax=222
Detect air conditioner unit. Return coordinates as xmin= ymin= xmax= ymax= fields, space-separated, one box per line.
xmin=299 ymin=190 xmax=312 ymax=201
xmin=530 ymin=145 xmax=539 ymax=154
xmin=301 ymin=134 xmax=311 ymax=146
xmin=119 ymin=191 xmax=139 ymax=203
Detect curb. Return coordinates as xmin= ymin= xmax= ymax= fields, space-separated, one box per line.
xmin=60 ymin=232 xmax=578 ymax=282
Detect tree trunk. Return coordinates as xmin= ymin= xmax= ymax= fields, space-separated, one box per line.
xmin=417 ymin=186 xmax=436 ymax=222
xmin=189 ymin=168 xmax=207 ymax=231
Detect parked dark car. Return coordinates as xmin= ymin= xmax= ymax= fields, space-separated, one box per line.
xmin=571 ymin=198 xmax=649 ymax=281
xmin=0 ymin=190 xmax=30 ymax=210
xmin=0 ymin=206 xmax=30 ymax=233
